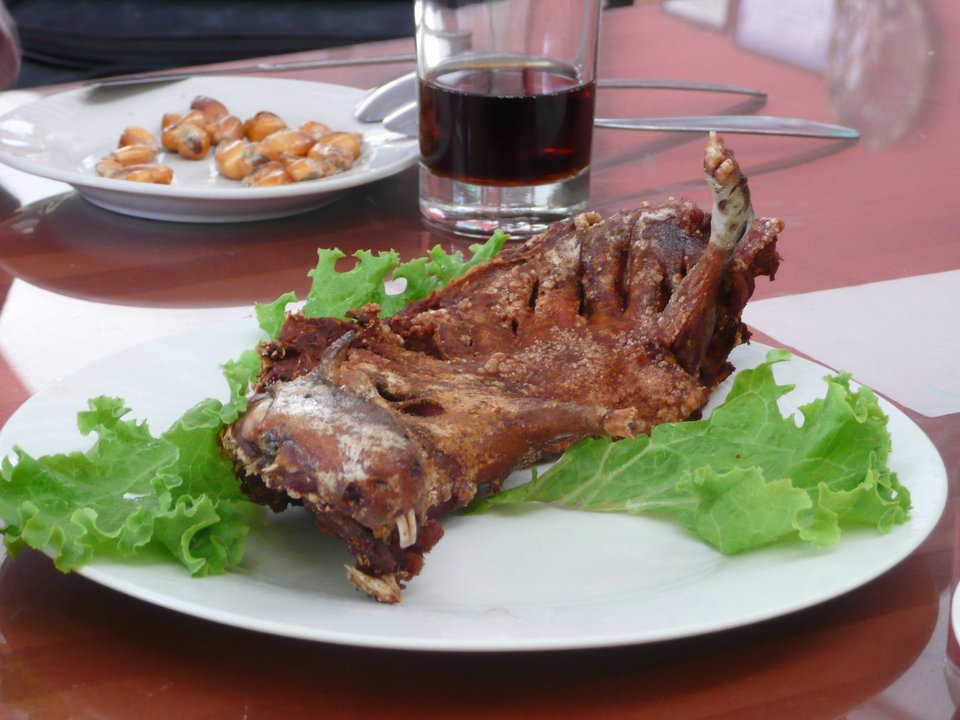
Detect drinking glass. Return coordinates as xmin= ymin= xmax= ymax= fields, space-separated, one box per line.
xmin=415 ymin=0 xmax=602 ymax=238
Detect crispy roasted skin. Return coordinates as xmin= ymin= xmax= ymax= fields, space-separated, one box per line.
xmin=221 ymin=134 xmax=783 ymax=602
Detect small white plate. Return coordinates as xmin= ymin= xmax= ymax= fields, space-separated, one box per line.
xmin=0 ymin=77 xmax=418 ymax=222
xmin=0 ymin=324 xmax=947 ymax=651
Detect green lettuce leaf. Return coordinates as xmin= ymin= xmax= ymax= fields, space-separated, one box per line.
xmin=0 ymin=398 xmax=177 ymax=571
xmin=0 ymin=350 xmax=264 ymax=575
xmin=255 ymin=291 xmax=298 ymax=339
xmin=303 ymin=248 xmax=400 ymax=320
xmin=255 ymin=230 xmax=509 ymax=336
xmin=465 ymin=349 xmax=909 ymax=554
xmin=150 ymin=351 xmax=263 ymax=575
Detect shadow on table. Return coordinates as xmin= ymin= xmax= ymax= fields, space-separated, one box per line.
xmin=0 ymin=544 xmax=941 ymax=720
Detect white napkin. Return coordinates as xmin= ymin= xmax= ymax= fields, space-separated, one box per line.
xmin=743 ymin=270 xmax=960 ymax=417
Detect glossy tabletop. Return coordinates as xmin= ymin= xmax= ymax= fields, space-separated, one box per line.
xmin=0 ymin=2 xmax=958 ymax=718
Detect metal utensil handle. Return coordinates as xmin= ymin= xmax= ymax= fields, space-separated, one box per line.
xmin=598 ymin=78 xmax=765 ymax=97
xmin=596 ymin=115 xmax=860 ymax=139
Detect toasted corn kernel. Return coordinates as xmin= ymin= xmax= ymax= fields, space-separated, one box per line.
xmin=190 ymin=95 xmax=229 ymax=122
xmin=161 ymin=112 xmax=183 ymax=131
xmin=306 ymin=142 xmax=355 ymax=173
xmin=243 ymin=111 xmax=286 ymax=142
xmin=162 ymin=122 xmax=212 ymax=160
xmin=299 ymin=120 xmax=332 ymax=142
xmin=259 ymin=129 xmax=314 ymax=161
xmin=282 ymin=155 xmax=328 ymax=182
xmin=118 ymin=127 xmax=158 ymax=149
xmin=95 ymin=157 xmax=124 ymax=178
xmin=110 ymin=144 xmax=157 ymax=166
xmin=215 ymin=138 xmax=268 ymax=180
xmin=242 ymin=161 xmax=293 ymax=187
xmin=113 ymin=164 xmax=174 ymax=184
xmin=181 ymin=110 xmax=214 ymax=133
xmin=213 ymin=115 xmax=243 ymax=145
xmin=315 ymin=131 xmax=362 ymax=159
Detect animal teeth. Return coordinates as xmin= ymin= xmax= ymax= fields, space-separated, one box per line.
xmin=396 ymin=509 xmax=417 ymax=548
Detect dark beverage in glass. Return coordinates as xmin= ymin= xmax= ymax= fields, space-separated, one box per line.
xmin=415 ymin=0 xmax=602 ymax=238
xmin=419 ymin=61 xmax=596 ymax=186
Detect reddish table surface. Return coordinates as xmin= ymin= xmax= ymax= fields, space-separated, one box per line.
xmin=0 ymin=3 xmax=957 ymax=718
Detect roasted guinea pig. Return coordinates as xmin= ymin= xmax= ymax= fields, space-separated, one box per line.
xmin=221 ymin=133 xmax=783 ymax=603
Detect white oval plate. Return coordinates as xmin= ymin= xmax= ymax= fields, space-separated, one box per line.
xmin=0 ymin=323 xmax=947 ymax=651
xmin=0 ymin=77 xmax=418 ymax=222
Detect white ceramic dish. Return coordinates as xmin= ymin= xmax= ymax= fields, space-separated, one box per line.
xmin=953 ymin=584 xmax=960 ymax=647
xmin=0 ymin=324 xmax=947 ymax=651
xmin=0 ymin=77 xmax=418 ymax=222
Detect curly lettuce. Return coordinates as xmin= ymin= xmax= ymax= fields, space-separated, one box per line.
xmin=465 ymin=349 xmax=909 ymax=553
xmin=256 ymin=229 xmax=508 ymax=336
xmin=0 ymin=350 xmax=262 ymax=575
